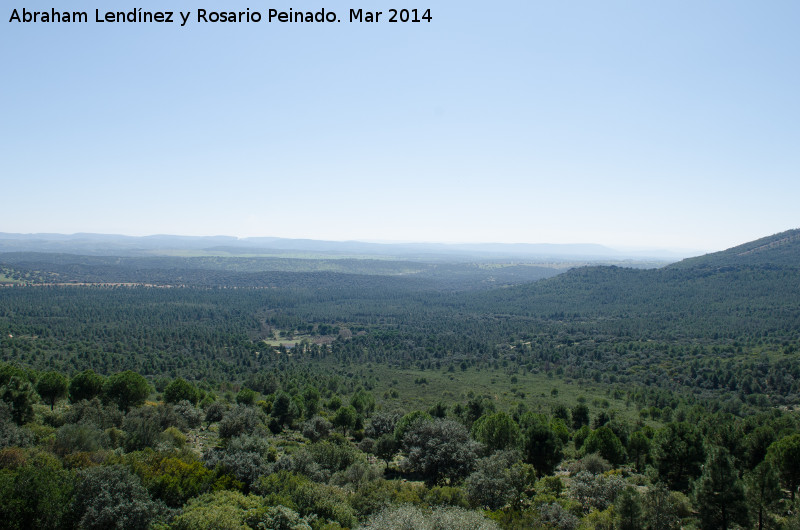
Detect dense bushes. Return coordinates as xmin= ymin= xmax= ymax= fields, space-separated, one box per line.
xmin=71 ymin=465 xmax=162 ymax=530
xmin=0 ymin=356 xmax=799 ymax=529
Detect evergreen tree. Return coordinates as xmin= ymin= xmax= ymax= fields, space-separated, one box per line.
xmin=332 ymin=406 xmax=357 ymax=435
xmin=36 ymin=371 xmax=68 ymax=410
xmin=471 ymin=411 xmax=520 ymax=453
xmin=615 ymin=486 xmax=643 ymax=530
xmin=0 ymin=376 xmax=37 ymax=425
xmin=68 ymin=369 xmax=105 ymax=403
xmin=164 ymin=377 xmax=200 ymax=405
xmin=744 ymin=460 xmax=781 ymax=530
xmin=302 ymin=385 xmax=321 ymax=418
xmin=235 ymin=387 xmax=257 ymax=406
xmin=520 ymin=413 xmax=563 ymax=475
xmin=350 ymin=389 xmax=375 ymax=415
xmin=103 ymin=371 xmax=150 ymax=412
xmin=652 ymin=422 xmax=705 ymax=492
xmin=572 ymin=403 xmax=590 ymax=430
xmin=628 ymin=430 xmax=651 ymax=472
xmin=581 ymin=426 xmax=627 ymax=467
xmin=767 ymin=433 xmax=800 ymax=501
xmin=271 ymin=391 xmax=298 ymax=428
xmin=693 ymin=446 xmax=748 ymax=529
xmin=643 ymin=484 xmax=681 ymax=530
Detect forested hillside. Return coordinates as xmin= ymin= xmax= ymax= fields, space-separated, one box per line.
xmin=668 ymin=229 xmax=800 ymax=269
xmin=1 ymin=230 xmax=799 ymax=528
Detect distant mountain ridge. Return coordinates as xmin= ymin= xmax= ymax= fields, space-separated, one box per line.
xmin=0 ymin=232 xmax=686 ymax=261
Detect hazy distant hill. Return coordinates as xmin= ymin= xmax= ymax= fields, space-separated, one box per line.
xmin=469 ymin=229 xmax=800 ymax=339
xmin=0 ymin=232 xmax=685 ymax=262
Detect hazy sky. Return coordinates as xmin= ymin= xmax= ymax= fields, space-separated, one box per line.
xmin=2 ymin=1 xmax=798 ymax=252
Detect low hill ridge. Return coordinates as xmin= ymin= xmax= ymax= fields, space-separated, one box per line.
xmin=668 ymin=228 xmax=800 ymax=269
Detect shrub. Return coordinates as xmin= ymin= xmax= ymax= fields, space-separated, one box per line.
xmin=538 ymin=502 xmax=580 ymax=530
xmin=171 ymin=490 xmax=264 ymax=530
xmin=330 ymin=460 xmax=383 ymax=490
xmin=204 ymin=434 xmax=271 ymax=488
xmin=173 ymin=400 xmax=203 ymax=429
xmin=0 ymin=451 xmax=75 ymax=529
xmin=63 ymin=398 xmax=123 ymax=429
xmin=308 ymin=440 xmax=362 ymax=475
xmin=205 ymin=401 xmax=228 ymax=423
xmin=359 ymin=504 xmax=500 ymax=530
xmin=402 ymin=418 xmax=479 ymax=486
xmin=465 ymin=450 xmax=535 ymax=510
xmin=0 ymin=411 xmax=34 ymax=449
xmin=122 ymin=406 xmax=171 ymax=451
xmin=53 ymin=423 xmax=109 ymax=455
xmin=365 ymin=411 xmax=402 ymax=439
xmin=124 ymin=452 xmax=234 ymax=508
xmin=302 ymin=415 xmax=332 ymax=442
xmin=567 ymin=471 xmax=627 ymax=514
xmin=71 ymin=464 xmax=159 ymax=530
xmin=218 ymin=405 xmax=266 ymax=439
xmin=575 ymin=453 xmax=612 ymax=475
xmin=254 ymin=471 xmax=356 ymax=528
xmin=247 ymin=504 xmax=312 ymax=530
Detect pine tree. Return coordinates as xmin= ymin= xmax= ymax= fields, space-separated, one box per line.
xmin=615 ymin=486 xmax=643 ymax=530
xmin=744 ymin=461 xmax=781 ymax=530
xmin=693 ymin=446 xmax=749 ymax=529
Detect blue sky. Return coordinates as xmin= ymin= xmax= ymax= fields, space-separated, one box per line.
xmin=2 ymin=1 xmax=798 ymax=252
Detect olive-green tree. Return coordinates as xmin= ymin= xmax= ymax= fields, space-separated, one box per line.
xmin=581 ymin=426 xmax=627 ymax=467
xmin=103 ymin=371 xmax=150 ymax=412
xmin=36 ymin=371 xmax=68 ymax=410
xmin=471 ymin=411 xmax=520 ymax=453
xmin=68 ymin=369 xmax=105 ymax=403
xmin=164 ymin=377 xmax=200 ymax=405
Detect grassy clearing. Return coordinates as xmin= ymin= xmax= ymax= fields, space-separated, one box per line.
xmin=0 ymin=272 xmax=22 ymax=284
xmin=262 ymin=338 xmax=301 ymax=348
xmin=344 ymin=362 xmax=649 ymax=425
xmin=261 ymin=333 xmax=330 ymax=348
